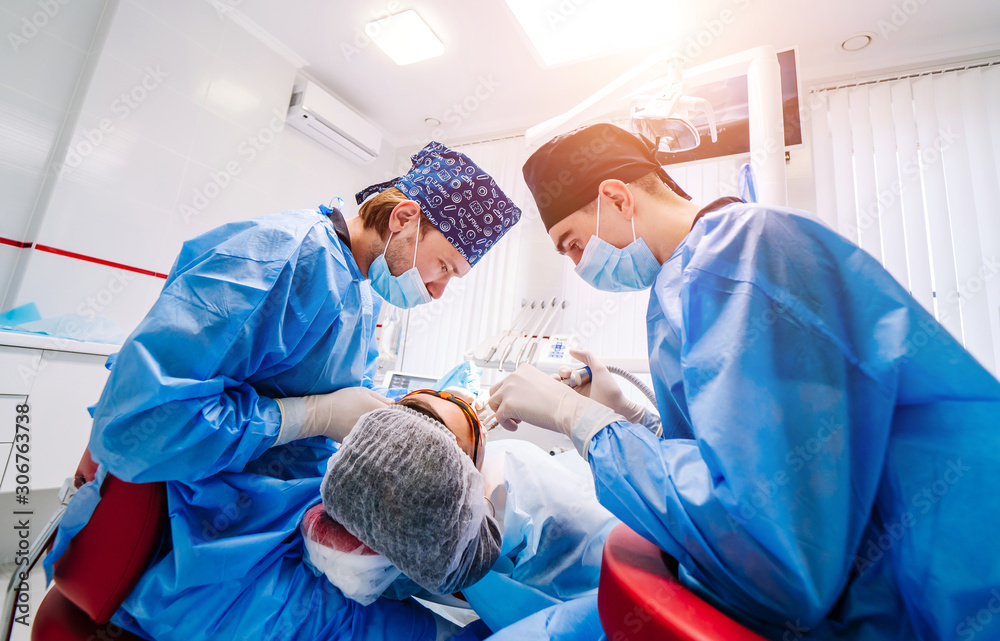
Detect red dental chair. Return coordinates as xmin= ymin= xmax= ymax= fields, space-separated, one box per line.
xmin=1 ymin=451 xmax=166 ymax=641
xmin=598 ymin=524 xmax=768 ymax=641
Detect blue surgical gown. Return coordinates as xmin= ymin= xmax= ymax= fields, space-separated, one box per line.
xmin=587 ymin=203 xmax=1000 ymax=640
xmin=45 ymin=210 xmax=444 ymax=640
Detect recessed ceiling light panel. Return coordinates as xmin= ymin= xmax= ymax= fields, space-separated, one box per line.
xmin=367 ymin=10 xmax=444 ymax=66
xmin=503 ymin=0 xmax=684 ymax=66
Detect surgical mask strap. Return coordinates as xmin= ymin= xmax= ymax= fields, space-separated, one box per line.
xmin=382 ymin=216 xmax=421 ymax=271
xmin=595 ymin=187 xmax=638 ymax=244
xmin=625 ymin=182 xmax=637 ymax=243
xmin=595 ymin=194 xmax=601 ymax=241
xmin=412 ymin=216 xmax=420 ymax=268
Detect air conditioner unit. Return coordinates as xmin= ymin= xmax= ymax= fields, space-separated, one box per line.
xmin=287 ymin=81 xmax=382 ymax=163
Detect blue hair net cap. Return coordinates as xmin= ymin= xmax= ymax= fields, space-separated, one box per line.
xmin=356 ymin=141 xmax=522 ymax=267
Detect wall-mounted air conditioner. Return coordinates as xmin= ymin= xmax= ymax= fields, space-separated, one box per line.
xmin=287 ymin=81 xmax=382 ymax=163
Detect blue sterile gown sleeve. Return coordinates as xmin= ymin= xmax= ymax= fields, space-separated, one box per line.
xmin=581 ymin=203 xmax=1000 ymax=640
xmin=44 ymin=209 xmax=450 ymax=641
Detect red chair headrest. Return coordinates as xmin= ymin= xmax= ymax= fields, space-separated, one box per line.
xmin=598 ymin=524 xmax=768 ymax=641
xmin=301 ymin=503 xmax=378 ymax=554
xmin=53 ymin=451 xmax=167 ymax=624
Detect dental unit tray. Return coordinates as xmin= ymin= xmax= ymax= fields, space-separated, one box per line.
xmin=469 ymin=298 xmax=574 ymax=373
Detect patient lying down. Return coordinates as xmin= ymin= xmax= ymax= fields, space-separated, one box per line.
xmin=302 ymin=403 xmax=499 ymax=605
xmin=301 ymin=391 xmax=618 ymax=624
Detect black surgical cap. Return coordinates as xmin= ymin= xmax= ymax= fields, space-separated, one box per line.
xmin=522 ymin=123 xmax=690 ymax=231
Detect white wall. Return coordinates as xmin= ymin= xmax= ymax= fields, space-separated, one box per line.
xmin=2 ymin=0 xmax=394 ymax=337
xmin=0 ymin=0 xmax=112 ymax=307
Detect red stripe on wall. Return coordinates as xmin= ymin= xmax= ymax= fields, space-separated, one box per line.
xmin=0 ymin=236 xmax=33 ymax=249
xmin=34 ymin=244 xmax=169 ymax=279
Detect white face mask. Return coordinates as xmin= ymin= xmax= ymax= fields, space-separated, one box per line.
xmin=368 ymin=217 xmax=432 ymax=308
xmin=574 ymin=189 xmax=660 ymax=292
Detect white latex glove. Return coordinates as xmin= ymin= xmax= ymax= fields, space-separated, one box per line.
xmin=556 ymin=349 xmax=645 ymax=424
xmin=441 ymin=386 xmax=476 ymax=404
xmin=442 ymin=386 xmax=494 ymax=425
xmin=488 ymin=364 xmax=598 ymax=436
xmin=276 ymin=387 xmax=392 ymax=445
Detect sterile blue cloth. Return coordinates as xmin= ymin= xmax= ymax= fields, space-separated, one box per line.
xmin=464 ymin=440 xmax=618 ymax=633
xmin=587 ymin=203 xmax=1000 ymax=640
xmin=45 ymin=209 xmax=447 ymax=640
xmin=0 ymin=301 xmax=41 ymax=326
xmin=433 ymin=360 xmax=483 ymax=395
xmin=483 ymin=594 xmax=605 ymax=641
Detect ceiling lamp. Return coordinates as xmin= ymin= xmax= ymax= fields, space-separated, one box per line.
xmin=367 ymin=10 xmax=444 ymax=66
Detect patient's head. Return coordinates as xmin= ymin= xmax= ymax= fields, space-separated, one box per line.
xmin=322 ymin=405 xmax=501 ymax=596
xmin=396 ymin=389 xmax=484 ymax=469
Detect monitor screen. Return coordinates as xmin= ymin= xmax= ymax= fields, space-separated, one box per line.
xmin=383 ymin=372 xmax=439 ymax=391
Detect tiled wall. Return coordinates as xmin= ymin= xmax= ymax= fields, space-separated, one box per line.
xmin=2 ymin=0 xmax=394 ymax=337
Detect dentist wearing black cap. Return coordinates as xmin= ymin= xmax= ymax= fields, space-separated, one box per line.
xmin=485 ymin=123 xmax=1000 ymax=641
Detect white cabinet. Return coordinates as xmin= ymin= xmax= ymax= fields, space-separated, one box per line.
xmin=28 ymin=351 xmax=111 ymax=489
xmin=0 ymin=346 xmax=42 ymax=395
xmin=0 ymin=395 xmax=30 ymax=492
xmin=0 ymin=334 xmax=115 ymax=491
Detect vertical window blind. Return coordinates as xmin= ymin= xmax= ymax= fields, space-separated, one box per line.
xmin=810 ymin=61 xmax=1000 ymax=374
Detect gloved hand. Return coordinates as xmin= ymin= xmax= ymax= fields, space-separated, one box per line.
xmin=442 ymin=386 xmax=493 ymax=425
xmin=488 ymin=364 xmax=598 ymax=436
xmin=556 ymin=349 xmax=645 ymax=424
xmin=276 ymin=387 xmax=392 ymax=445
xmin=441 ymin=386 xmax=476 ymax=404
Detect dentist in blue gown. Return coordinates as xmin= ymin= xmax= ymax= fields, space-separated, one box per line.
xmin=487 ymin=124 xmax=1000 ymax=641
xmin=44 ymin=141 xmax=521 ymax=641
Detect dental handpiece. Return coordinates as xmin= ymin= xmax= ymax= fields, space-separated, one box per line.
xmin=562 ymin=366 xmax=592 ymax=388
xmin=482 ymin=366 xmax=594 ymax=433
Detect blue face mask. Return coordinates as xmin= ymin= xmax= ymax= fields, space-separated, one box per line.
xmin=574 ymin=192 xmax=660 ymax=293
xmin=369 ymin=217 xmax=433 ymax=308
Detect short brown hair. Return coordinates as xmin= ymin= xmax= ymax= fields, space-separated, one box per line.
xmin=630 ymin=170 xmax=681 ymax=200
xmin=358 ymin=187 xmax=432 ymax=241
xmin=578 ymin=170 xmax=678 ymax=214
